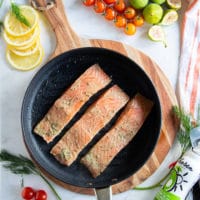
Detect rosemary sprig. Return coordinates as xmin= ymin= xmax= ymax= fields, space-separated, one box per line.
xmin=0 ymin=150 xmax=62 ymax=200
xmin=11 ymin=2 xmax=31 ymax=27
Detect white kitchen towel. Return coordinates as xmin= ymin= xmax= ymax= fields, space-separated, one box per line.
xmin=178 ymin=0 xmax=200 ymax=120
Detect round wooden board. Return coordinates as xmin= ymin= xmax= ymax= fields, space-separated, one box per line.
xmin=30 ymin=0 xmax=178 ymax=195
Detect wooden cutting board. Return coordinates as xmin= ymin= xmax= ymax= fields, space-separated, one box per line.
xmin=34 ymin=0 xmax=178 ymax=195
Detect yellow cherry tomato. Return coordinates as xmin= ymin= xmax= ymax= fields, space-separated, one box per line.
xmin=124 ymin=23 xmax=136 ymax=35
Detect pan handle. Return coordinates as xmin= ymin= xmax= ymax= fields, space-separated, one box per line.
xmin=32 ymin=0 xmax=81 ymax=58
xmin=94 ymin=187 xmax=112 ymax=200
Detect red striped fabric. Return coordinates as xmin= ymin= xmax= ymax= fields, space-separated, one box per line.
xmin=178 ymin=0 xmax=200 ymax=120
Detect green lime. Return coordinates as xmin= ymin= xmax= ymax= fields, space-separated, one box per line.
xmin=148 ymin=25 xmax=167 ymax=47
xmin=151 ymin=0 xmax=166 ymax=5
xmin=143 ymin=3 xmax=163 ymax=24
xmin=129 ymin=0 xmax=149 ymax=9
xmin=166 ymin=0 xmax=181 ymax=10
xmin=160 ymin=9 xmax=178 ymax=25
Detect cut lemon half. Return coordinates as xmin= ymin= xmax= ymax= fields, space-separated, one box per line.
xmin=6 ymin=45 xmax=44 ymax=71
xmin=148 ymin=25 xmax=167 ymax=47
xmin=4 ymin=5 xmax=39 ymax=37
xmin=160 ymin=9 xmax=178 ymax=25
xmin=166 ymin=0 xmax=181 ymax=10
xmin=3 ymin=26 xmax=40 ymax=47
xmin=9 ymin=39 xmax=40 ymax=56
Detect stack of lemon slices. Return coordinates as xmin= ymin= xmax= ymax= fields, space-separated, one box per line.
xmin=3 ymin=5 xmax=44 ymax=71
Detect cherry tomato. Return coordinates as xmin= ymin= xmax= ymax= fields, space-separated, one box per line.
xmin=124 ymin=7 xmax=136 ymax=19
xmin=94 ymin=0 xmax=106 ymax=13
xmin=115 ymin=15 xmax=126 ymax=27
xmin=35 ymin=190 xmax=47 ymax=200
xmin=113 ymin=0 xmax=126 ymax=13
xmin=103 ymin=0 xmax=117 ymax=4
xmin=132 ymin=15 xmax=144 ymax=27
xmin=82 ymin=0 xmax=95 ymax=6
xmin=104 ymin=7 xmax=116 ymax=20
xmin=21 ymin=187 xmax=35 ymax=200
xmin=124 ymin=23 xmax=136 ymax=35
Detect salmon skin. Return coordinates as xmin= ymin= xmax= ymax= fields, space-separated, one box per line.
xmin=81 ymin=94 xmax=153 ymax=178
xmin=34 ymin=64 xmax=111 ymax=143
xmin=50 ymin=85 xmax=129 ymax=166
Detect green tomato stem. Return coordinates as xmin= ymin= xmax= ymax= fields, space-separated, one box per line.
xmin=133 ymin=153 xmax=183 ymax=191
xmin=37 ymin=171 xmax=62 ymax=200
xmin=133 ymin=169 xmax=172 ymax=190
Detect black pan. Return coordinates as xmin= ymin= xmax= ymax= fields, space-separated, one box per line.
xmin=21 ymin=47 xmax=161 ymax=191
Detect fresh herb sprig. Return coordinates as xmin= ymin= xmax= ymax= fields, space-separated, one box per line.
xmin=197 ymin=105 xmax=200 ymax=126
xmin=0 ymin=0 xmax=4 ymax=33
xmin=134 ymin=105 xmax=200 ymax=191
xmin=173 ymin=106 xmax=193 ymax=155
xmin=0 ymin=150 xmax=62 ymax=200
xmin=0 ymin=1 xmax=30 ymax=31
xmin=173 ymin=105 xmax=200 ymax=155
xmin=0 ymin=21 xmax=3 ymax=33
xmin=10 ymin=2 xmax=31 ymax=27
xmin=0 ymin=0 xmax=4 ymax=8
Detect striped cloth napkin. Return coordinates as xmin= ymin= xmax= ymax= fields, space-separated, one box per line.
xmin=178 ymin=0 xmax=200 ymax=120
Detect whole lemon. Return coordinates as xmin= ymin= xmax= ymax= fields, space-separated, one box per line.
xmin=129 ymin=0 xmax=149 ymax=9
xmin=143 ymin=3 xmax=163 ymax=24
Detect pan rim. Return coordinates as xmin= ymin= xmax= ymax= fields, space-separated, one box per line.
xmin=21 ymin=47 xmax=162 ymax=188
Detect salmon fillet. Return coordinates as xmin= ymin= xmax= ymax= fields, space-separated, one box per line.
xmin=81 ymin=94 xmax=153 ymax=178
xmin=34 ymin=64 xmax=111 ymax=143
xmin=50 ymin=85 xmax=129 ymax=166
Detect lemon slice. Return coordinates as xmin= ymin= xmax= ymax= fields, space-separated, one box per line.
xmin=3 ymin=26 xmax=40 ymax=47
xmin=10 ymin=39 xmax=40 ymax=56
xmin=4 ymin=5 xmax=39 ymax=37
xmin=6 ymin=45 xmax=44 ymax=71
xmin=8 ymin=36 xmax=39 ymax=51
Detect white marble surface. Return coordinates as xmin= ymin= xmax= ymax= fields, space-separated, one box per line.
xmin=0 ymin=0 xmax=185 ymax=199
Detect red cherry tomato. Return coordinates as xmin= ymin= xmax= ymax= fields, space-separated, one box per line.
xmin=35 ymin=190 xmax=47 ymax=200
xmin=124 ymin=7 xmax=136 ymax=19
xmin=21 ymin=187 xmax=35 ymax=200
xmin=82 ymin=0 xmax=95 ymax=6
xmin=103 ymin=0 xmax=117 ymax=4
xmin=94 ymin=0 xmax=106 ymax=13
xmin=113 ymin=0 xmax=126 ymax=13
xmin=104 ymin=7 xmax=116 ymax=20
